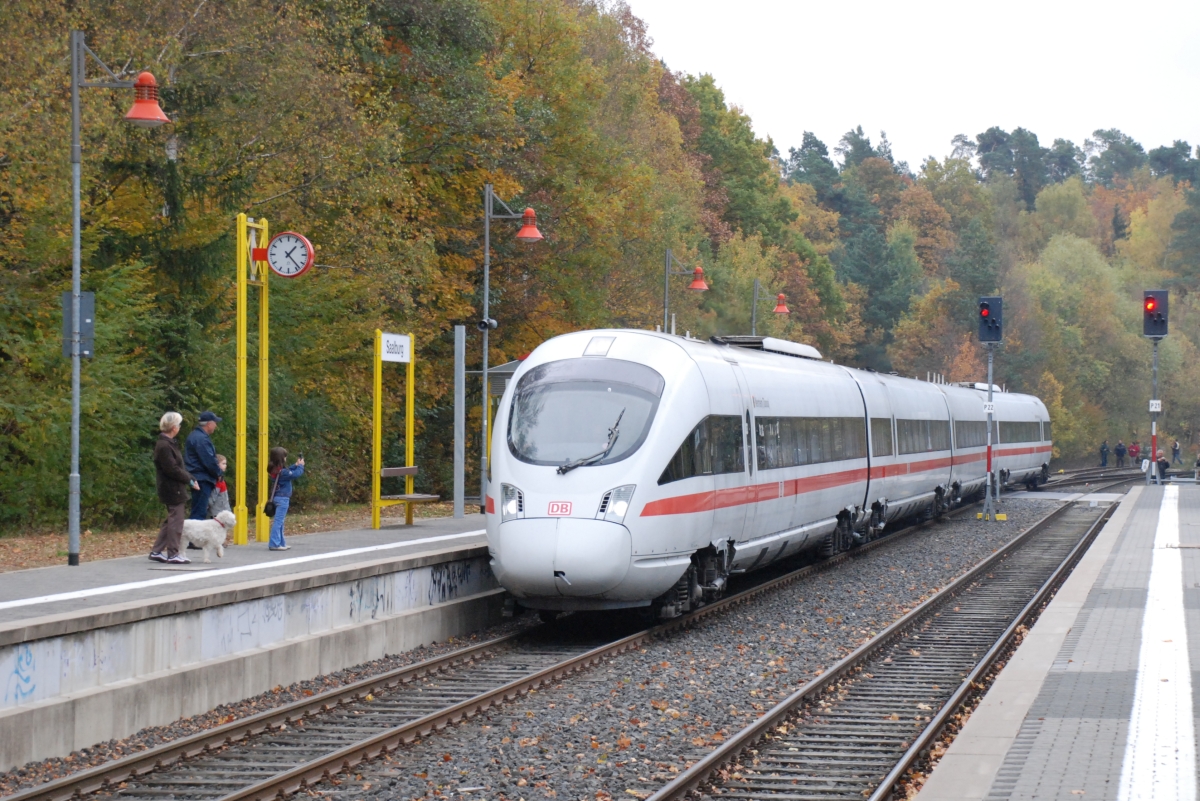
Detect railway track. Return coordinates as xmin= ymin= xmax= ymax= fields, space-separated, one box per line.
xmin=1043 ymin=467 xmax=1141 ymax=488
xmin=6 ymin=500 xmax=986 ymax=801
xmin=645 ymin=476 xmax=1135 ymax=801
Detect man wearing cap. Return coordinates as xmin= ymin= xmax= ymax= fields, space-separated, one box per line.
xmin=185 ymin=411 xmax=223 ymax=520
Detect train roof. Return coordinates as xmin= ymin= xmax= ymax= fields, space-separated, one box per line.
xmin=524 ymin=329 xmax=1045 ymax=408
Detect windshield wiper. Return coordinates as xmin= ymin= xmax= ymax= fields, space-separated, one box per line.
xmin=557 ymin=408 xmax=625 ymax=475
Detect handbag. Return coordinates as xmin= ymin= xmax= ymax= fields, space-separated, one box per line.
xmin=263 ymin=471 xmax=281 ymax=517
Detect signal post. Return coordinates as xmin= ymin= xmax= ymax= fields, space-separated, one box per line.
xmin=979 ymin=296 xmax=1003 ymax=521
xmin=1144 ymin=290 xmax=1168 ymax=483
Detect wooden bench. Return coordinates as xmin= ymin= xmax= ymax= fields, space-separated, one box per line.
xmin=375 ymin=466 xmax=440 ymax=526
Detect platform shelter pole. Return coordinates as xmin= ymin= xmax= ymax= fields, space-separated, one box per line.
xmin=453 ymin=326 xmax=465 ymax=518
xmin=372 ymin=329 xmax=382 ymax=530
xmin=405 ymin=332 xmax=416 ymax=525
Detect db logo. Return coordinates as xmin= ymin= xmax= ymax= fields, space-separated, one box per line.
xmin=547 ymin=502 xmax=573 ymax=516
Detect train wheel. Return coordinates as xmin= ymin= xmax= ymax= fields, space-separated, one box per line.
xmin=820 ymin=518 xmax=854 ymax=556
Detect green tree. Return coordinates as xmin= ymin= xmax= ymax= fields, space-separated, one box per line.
xmin=835 ymin=126 xmax=879 ymax=169
xmin=837 ymin=222 xmax=922 ymax=369
xmin=947 ymin=217 xmax=999 ymax=304
xmin=1088 ymin=129 xmax=1148 ymax=186
xmin=1148 ymin=141 xmax=1199 ymax=185
xmin=1046 ymin=138 xmax=1084 ymax=183
xmin=683 ymin=74 xmax=796 ymax=247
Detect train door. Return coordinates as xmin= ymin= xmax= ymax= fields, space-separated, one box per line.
xmin=695 ymin=353 xmax=750 ymax=544
xmin=848 ymin=371 xmax=893 ymax=526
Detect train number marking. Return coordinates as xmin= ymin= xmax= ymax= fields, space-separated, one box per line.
xmin=548 ymin=502 xmax=573 ymax=516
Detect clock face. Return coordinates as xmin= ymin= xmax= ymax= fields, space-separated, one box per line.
xmin=266 ymin=232 xmax=314 ymax=278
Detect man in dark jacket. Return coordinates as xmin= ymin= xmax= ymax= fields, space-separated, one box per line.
xmin=185 ymin=411 xmax=223 ymax=520
xmin=1115 ymin=440 xmax=1127 ymax=468
xmin=151 ymin=412 xmax=199 ymax=563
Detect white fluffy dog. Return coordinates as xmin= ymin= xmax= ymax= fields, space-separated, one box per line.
xmin=181 ymin=510 xmax=235 ymax=563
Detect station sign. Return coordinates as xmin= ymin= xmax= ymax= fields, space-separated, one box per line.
xmin=983 ymin=402 xmax=995 ymax=415
xmin=1149 ymin=399 xmax=1162 ymax=413
xmin=380 ymin=332 xmax=412 ymax=363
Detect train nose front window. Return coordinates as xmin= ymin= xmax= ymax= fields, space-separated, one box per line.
xmin=508 ymin=358 xmax=664 ymax=468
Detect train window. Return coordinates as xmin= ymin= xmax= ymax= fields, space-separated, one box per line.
xmin=508 ymin=358 xmax=664 ymax=467
xmin=755 ymin=417 xmax=867 ymax=470
xmin=896 ymin=419 xmax=951 ymax=454
xmin=870 ymin=418 xmax=893 ymax=457
xmin=1000 ymin=421 xmax=1041 ymax=443
xmin=954 ymin=420 xmax=988 ymax=449
xmin=1043 ymin=420 xmax=1052 ymax=441
xmin=659 ymin=415 xmax=745 ymax=484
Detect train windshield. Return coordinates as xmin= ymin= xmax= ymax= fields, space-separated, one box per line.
xmin=508 ymin=358 xmax=664 ymax=468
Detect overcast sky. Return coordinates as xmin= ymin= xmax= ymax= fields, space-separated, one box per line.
xmin=625 ymin=0 xmax=1200 ymax=170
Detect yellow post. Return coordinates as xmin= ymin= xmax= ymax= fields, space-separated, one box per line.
xmin=372 ymin=329 xmax=383 ymax=530
xmin=487 ymin=385 xmax=495 ymax=463
xmin=234 ymin=214 xmax=268 ymax=545
xmin=405 ymin=332 xmax=416 ymax=525
xmin=234 ymin=214 xmax=249 ymax=545
xmin=256 ymin=219 xmax=270 ymax=542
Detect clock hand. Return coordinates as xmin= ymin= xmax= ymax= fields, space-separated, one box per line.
xmin=284 ymin=246 xmax=297 ymax=260
xmin=287 ymin=253 xmax=302 ymax=268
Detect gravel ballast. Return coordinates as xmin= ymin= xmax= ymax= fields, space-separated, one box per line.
xmin=324 ymin=499 xmax=1063 ymax=801
xmin=0 ymin=498 xmax=1063 ymax=800
xmin=0 ymin=617 xmax=537 ymax=797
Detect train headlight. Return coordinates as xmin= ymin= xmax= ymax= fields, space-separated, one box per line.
xmin=597 ymin=485 xmax=636 ymax=524
xmin=501 ymin=484 xmax=524 ymax=522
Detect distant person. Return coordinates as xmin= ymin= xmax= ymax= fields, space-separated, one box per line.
xmin=207 ymin=454 xmax=232 ymax=517
xmin=1129 ymin=441 xmax=1141 ymax=465
xmin=1156 ymin=450 xmax=1170 ymax=484
xmin=266 ymin=447 xmax=305 ymax=552
xmin=1173 ymin=440 xmax=1182 ymax=465
xmin=1115 ymin=440 xmax=1127 ymax=468
xmin=185 ymin=411 xmax=223 ymax=520
xmin=150 ymin=412 xmax=200 ymax=564
xmin=1099 ymin=440 xmax=1109 ymax=467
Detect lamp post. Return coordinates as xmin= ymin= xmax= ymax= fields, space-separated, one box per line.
xmin=479 ymin=184 xmax=542 ymax=510
xmin=663 ymin=249 xmax=708 ymax=334
xmin=67 ymin=31 xmax=168 ymax=565
xmin=750 ymin=278 xmax=789 ymax=336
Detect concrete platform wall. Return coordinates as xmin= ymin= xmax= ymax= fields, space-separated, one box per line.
xmin=0 ymin=553 xmax=503 ymax=771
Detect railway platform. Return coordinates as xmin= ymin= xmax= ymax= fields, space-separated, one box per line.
xmin=0 ymin=514 xmax=496 ymax=772
xmin=918 ymin=482 xmax=1199 ymax=800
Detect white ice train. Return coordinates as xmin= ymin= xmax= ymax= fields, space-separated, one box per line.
xmin=486 ymin=330 xmax=1052 ymax=618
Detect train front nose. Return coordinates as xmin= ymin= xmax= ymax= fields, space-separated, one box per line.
xmin=492 ymin=518 xmax=632 ymax=597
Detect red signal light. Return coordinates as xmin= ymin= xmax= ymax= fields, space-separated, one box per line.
xmin=980 ymin=308 xmax=989 ymax=317
xmin=1145 ymin=297 xmax=1157 ymax=312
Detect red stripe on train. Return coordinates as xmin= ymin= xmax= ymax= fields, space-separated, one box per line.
xmin=640 ymin=467 xmax=870 ymax=516
xmin=640 ymin=445 xmax=1052 ymax=517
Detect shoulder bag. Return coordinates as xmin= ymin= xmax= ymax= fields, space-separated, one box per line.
xmin=263 ymin=471 xmax=282 ymax=517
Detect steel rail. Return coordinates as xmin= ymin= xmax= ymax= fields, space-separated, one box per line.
xmin=1044 ymin=468 xmax=1142 ymax=488
xmin=4 ymin=497 xmax=981 ymax=801
xmin=646 ymin=476 xmax=1134 ymax=801
xmin=1 ymin=635 xmax=519 ymax=801
xmin=208 ymin=503 xmax=976 ymax=801
xmin=865 ymin=494 xmax=1117 ymax=800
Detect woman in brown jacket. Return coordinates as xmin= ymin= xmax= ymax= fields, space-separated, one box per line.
xmin=151 ymin=412 xmax=200 ymax=564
